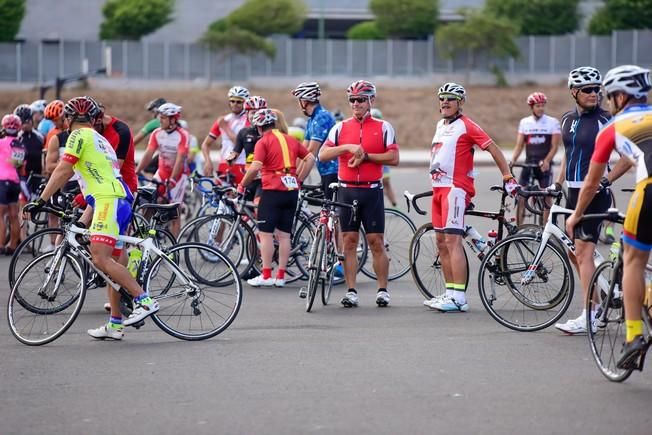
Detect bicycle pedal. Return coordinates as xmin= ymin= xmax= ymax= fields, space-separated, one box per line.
xmin=130 ymin=320 xmax=146 ymax=329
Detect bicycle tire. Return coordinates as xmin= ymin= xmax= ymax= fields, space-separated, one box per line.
xmin=306 ymin=226 xmax=325 ymax=313
xmin=409 ymin=223 xmax=469 ymax=300
xmin=478 ymin=233 xmax=573 ymax=332
xmin=9 ymin=227 xmax=65 ymax=288
xmin=586 ymin=260 xmax=633 ymax=382
xmin=146 ymin=242 xmax=242 ymax=340
xmin=8 ymin=251 xmax=86 ymax=346
xmin=321 ymin=243 xmax=336 ymax=305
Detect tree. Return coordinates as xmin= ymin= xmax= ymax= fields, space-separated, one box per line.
xmin=0 ymin=0 xmax=26 ymax=42
xmin=588 ymin=0 xmax=652 ymax=35
xmin=370 ymin=0 xmax=439 ymax=39
xmin=227 ymin=0 xmax=307 ymax=36
xmin=200 ymin=26 xmax=275 ymax=58
xmin=346 ymin=21 xmax=386 ymax=40
xmin=436 ymin=8 xmax=519 ymax=84
xmin=485 ymin=0 xmax=580 ymax=35
xmin=100 ymin=0 xmax=174 ymax=40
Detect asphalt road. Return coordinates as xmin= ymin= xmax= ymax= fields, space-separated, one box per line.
xmin=1 ymin=166 xmax=651 ymax=435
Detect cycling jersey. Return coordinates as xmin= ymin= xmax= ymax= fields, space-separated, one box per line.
xmin=61 ymin=127 xmax=125 ymax=200
xmin=429 ymin=114 xmax=492 ymax=197
xmin=209 ymin=112 xmax=248 ymax=165
xmin=0 ymin=136 xmax=21 ymax=183
xmin=305 ymin=104 xmax=337 ymax=176
xmin=560 ymin=107 xmax=611 ymax=188
xmin=234 ymin=126 xmax=261 ymax=171
xmin=17 ymin=129 xmax=44 ymax=176
xmin=147 ymin=127 xmax=189 ymax=181
xmin=37 ymin=118 xmax=55 ymax=137
xmin=101 ymin=116 xmax=137 ymax=193
xmin=324 ymin=115 xmax=398 ymax=184
xmin=518 ymin=114 xmax=561 ymax=163
xmin=141 ymin=118 xmax=160 ymax=135
xmin=252 ymin=129 xmax=310 ymax=191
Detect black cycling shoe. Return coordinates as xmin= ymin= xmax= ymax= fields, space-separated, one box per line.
xmin=617 ymin=335 xmax=649 ymax=370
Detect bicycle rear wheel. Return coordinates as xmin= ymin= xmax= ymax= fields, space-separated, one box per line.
xmin=321 ymin=243 xmax=336 ymax=305
xmin=145 ymin=242 xmax=242 ymax=340
xmin=587 ymin=260 xmax=633 ymax=382
xmin=306 ymin=226 xmax=325 ymax=312
xmin=8 ymin=251 xmax=86 ymax=346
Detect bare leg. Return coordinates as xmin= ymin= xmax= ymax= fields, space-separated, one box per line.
xmin=0 ymin=205 xmax=7 ymax=247
xmin=274 ymin=229 xmax=291 ymax=270
xmin=436 ymin=231 xmax=452 ymax=284
xmin=342 ymin=231 xmax=360 ymax=289
xmin=382 ymin=178 xmax=397 ymax=207
xmin=367 ymin=233 xmax=389 ymax=289
xmin=444 ymin=233 xmax=467 ymax=286
xmin=258 ymin=231 xmax=275 ymax=270
xmin=90 ymin=242 xmax=144 ymax=298
xmin=622 ymin=244 xmax=648 ymax=322
xmin=7 ymin=203 xmax=21 ymax=249
xmin=575 ymin=240 xmax=597 ymax=307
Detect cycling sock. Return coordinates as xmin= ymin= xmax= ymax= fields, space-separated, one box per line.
xmin=262 ymin=268 xmax=272 ymax=279
xmin=109 ymin=316 xmax=123 ymax=329
xmin=452 ymin=283 xmax=466 ymax=304
xmin=348 ymin=288 xmax=357 ymax=294
xmin=445 ymin=282 xmax=454 ymax=297
xmin=377 ymin=288 xmax=387 ymax=293
xmin=626 ymin=320 xmax=644 ymax=343
xmin=605 ymin=226 xmax=615 ymax=236
xmin=276 ymin=269 xmax=286 ymax=279
xmin=134 ymin=293 xmax=150 ymax=304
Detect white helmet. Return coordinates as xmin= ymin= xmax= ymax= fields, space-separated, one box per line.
xmin=228 ymin=86 xmax=250 ymax=100
xmin=291 ymin=82 xmax=321 ymax=102
xmin=251 ymin=109 xmax=278 ymax=127
xmin=292 ymin=117 xmax=306 ymax=129
xmin=568 ymin=66 xmax=602 ymax=89
xmin=603 ymin=65 xmax=652 ymax=99
xmin=30 ymin=99 xmax=47 ymax=113
xmin=437 ymin=83 xmax=466 ymax=99
xmin=157 ymin=102 xmax=182 ymax=117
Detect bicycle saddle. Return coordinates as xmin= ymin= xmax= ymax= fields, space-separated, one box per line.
xmin=138 ymin=202 xmax=180 ymax=223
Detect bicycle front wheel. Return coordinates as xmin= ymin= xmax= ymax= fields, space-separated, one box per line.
xmin=587 ymin=260 xmax=633 ymax=382
xmin=9 ymin=227 xmax=65 ymax=288
xmin=145 ymin=242 xmax=242 ymax=340
xmin=306 ymin=226 xmax=326 ymax=312
xmin=8 ymin=251 xmax=86 ymax=345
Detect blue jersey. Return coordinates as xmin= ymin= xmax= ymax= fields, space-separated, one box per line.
xmin=305 ymin=105 xmax=338 ymax=176
xmin=37 ymin=118 xmax=55 ymax=137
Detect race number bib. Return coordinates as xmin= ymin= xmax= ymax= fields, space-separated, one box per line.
xmin=281 ymin=175 xmax=298 ymax=189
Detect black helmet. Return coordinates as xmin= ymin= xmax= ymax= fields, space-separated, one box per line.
xmin=13 ymin=104 xmax=33 ymax=123
xmin=145 ymin=97 xmax=167 ymax=112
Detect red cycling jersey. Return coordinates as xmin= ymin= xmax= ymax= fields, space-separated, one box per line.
xmin=102 ymin=116 xmax=137 ymax=193
xmin=147 ymin=127 xmax=189 ymax=181
xmin=323 ymin=115 xmax=398 ymax=184
xmin=209 ymin=112 xmax=249 ymax=165
xmin=253 ymin=129 xmax=310 ymax=191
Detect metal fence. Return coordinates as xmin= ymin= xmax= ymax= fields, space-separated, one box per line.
xmin=1 ymin=30 xmax=650 ymax=83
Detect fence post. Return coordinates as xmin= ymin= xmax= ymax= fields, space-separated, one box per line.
xmin=16 ymin=43 xmax=21 ymax=83
xmin=164 ymin=41 xmax=169 ymax=79
xmin=123 ymin=40 xmax=128 ymax=78
xmin=590 ymin=35 xmax=596 ymax=66
xmin=387 ymin=39 xmax=393 ymax=76
xmin=286 ymin=38 xmax=292 ymax=76
xmin=59 ymin=39 xmax=64 ymax=77
xmin=633 ymin=30 xmax=638 ymax=64
xmin=184 ymin=42 xmax=190 ymax=80
xmin=407 ymin=40 xmax=414 ymax=75
xmin=347 ymin=39 xmax=353 ymax=76
xmin=37 ymin=40 xmax=43 ymax=84
xmin=427 ymin=35 xmax=433 ymax=74
xmin=367 ymin=40 xmax=373 ymax=76
xmin=528 ymin=36 xmax=534 ymax=74
xmin=611 ymin=31 xmax=617 ymax=67
xmin=204 ymin=46 xmax=210 ymax=81
xmin=80 ymin=40 xmax=85 ymax=69
xmin=327 ymin=39 xmax=333 ymax=75
xmin=570 ymin=34 xmax=575 ymax=67
xmin=549 ymin=36 xmax=555 ymax=74
xmin=143 ymin=41 xmax=149 ymax=79
xmin=307 ymin=39 xmax=312 ymax=76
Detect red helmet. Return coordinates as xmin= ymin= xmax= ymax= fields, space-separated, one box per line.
xmin=346 ymin=80 xmax=376 ymax=98
xmin=44 ymin=100 xmax=65 ymax=120
xmin=244 ymin=96 xmax=267 ymax=111
xmin=64 ymin=96 xmax=102 ymax=123
xmin=2 ymin=114 xmax=21 ymax=134
xmin=527 ymin=92 xmax=547 ymax=106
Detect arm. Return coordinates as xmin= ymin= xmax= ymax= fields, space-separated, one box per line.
xmin=39 ymin=160 xmax=75 ymax=202
xmin=556 ymin=154 xmax=566 ymax=185
xmin=170 ymin=149 xmax=187 ymax=181
xmin=367 ymin=148 xmax=399 ymax=166
xmin=201 ymin=135 xmax=216 ymax=174
xmin=240 ymin=161 xmax=262 ymax=187
xmin=45 ymin=135 xmax=60 ymax=175
xmin=485 ymin=142 xmax=512 ymax=179
xmin=541 ymin=133 xmax=561 ymax=172
xmin=607 ymin=157 xmax=634 ymax=183
xmin=133 ymin=130 xmax=146 ymax=147
xmin=135 ymin=147 xmax=156 ymax=174
xmin=511 ymin=133 xmax=525 ymax=164
xmin=114 ymin=121 xmax=132 ymax=169
xmin=318 ymin=144 xmax=357 ymax=162
xmin=296 ymin=154 xmax=315 ymax=182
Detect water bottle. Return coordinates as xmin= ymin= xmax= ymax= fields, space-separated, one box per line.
xmin=609 ymin=241 xmax=621 ymax=262
xmin=487 ymin=229 xmax=498 ymax=247
xmin=465 ymin=225 xmax=487 ymax=253
xmin=127 ymin=248 xmax=143 ymax=278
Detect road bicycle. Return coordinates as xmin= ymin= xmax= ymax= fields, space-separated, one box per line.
xmin=8 ymin=203 xmax=242 ymax=346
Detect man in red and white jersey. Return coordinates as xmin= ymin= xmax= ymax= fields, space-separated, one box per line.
xmin=424 ymin=83 xmax=515 ymax=313
xmin=201 ymin=86 xmax=250 ymax=184
xmin=136 ymin=102 xmax=188 ymax=236
xmin=319 ymin=80 xmax=399 ymax=308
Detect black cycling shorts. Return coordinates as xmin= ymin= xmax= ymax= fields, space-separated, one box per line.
xmin=321 ymin=173 xmax=338 ymax=202
xmin=566 ymin=187 xmax=611 ymax=243
xmin=0 ymin=180 xmax=20 ymax=205
xmin=257 ymin=190 xmax=298 ymax=233
xmin=518 ymin=165 xmax=552 ymax=188
xmin=339 ymin=187 xmax=384 ymax=234
xmin=244 ymin=179 xmax=263 ymax=202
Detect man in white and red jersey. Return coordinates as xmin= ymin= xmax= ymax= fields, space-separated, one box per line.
xmin=510 ymin=92 xmax=561 ymax=225
xmin=424 ymin=83 xmax=515 ymax=313
xmin=201 ymin=86 xmax=250 ymax=184
xmin=319 ymin=80 xmax=399 ymax=308
xmin=136 ymin=102 xmax=188 ymax=236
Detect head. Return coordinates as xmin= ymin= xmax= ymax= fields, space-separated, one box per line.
xmin=13 ymin=104 xmax=33 ymax=131
xmin=30 ymin=99 xmax=47 ymax=123
xmin=568 ymin=66 xmax=602 ymax=111
xmin=145 ymin=97 xmax=167 ymax=118
xmin=156 ymin=102 xmax=182 ymax=130
xmin=437 ymin=82 xmax=466 ymax=119
xmin=227 ymin=86 xmax=250 ymax=115
xmin=292 ymin=82 xmax=321 ymax=116
xmin=346 ymin=80 xmax=376 ymax=120
xmin=251 ymin=108 xmax=278 ymax=134
xmin=44 ymin=100 xmax=65 ymax=128
xmin=527 ymin=92 xmax=547 ymax=118
xmin=244 ymin=96 xmax=268 ymax=124
xmin=86 ymin=96 xmax=106 ymax=132
xmin=603 ymin=65 xmax=651 ymax=115
xmin=64 ymin=96 xmax=102 ymax=130
xmin=2 ymin=114 xmax=22 ymax=136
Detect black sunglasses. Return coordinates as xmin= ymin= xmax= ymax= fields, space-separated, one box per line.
xmin=579 ymin=86 xmax=601 ymax=94
xmin=348 ymin=97 xmax=368 ymax=104
xmin=439 ymin=96 xmax=460 ymax=102
xmin=229 ymin=99 xmax=244 ymax=104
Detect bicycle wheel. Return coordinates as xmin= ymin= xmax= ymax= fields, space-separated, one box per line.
xmin=8 ymin=251 xmax=86 ymax=345
xmin=321 ymin=243 xmax=336 ymax=305
xmin=306 ymin=226 xmax=325 ymax=313
xmin=9 ymin=227 xmax=65 ymax=288
xmin=587 ymin=261 xmax=633 ymax=382
xmin=292 ymin=217 xmax=316 ymax=282
xmin=409 ymin=223 xmax=469 ymax=300
xmin=478 ymin=233 xmax=573 ymax=332
xmin=361 ymin=208 xmax=416 ymax=281
xmin=145 ymin=242 xmax=242 ymax=340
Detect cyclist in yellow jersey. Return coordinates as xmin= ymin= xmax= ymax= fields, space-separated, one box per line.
xmin=23 ymin=96 xmax=159 ymax=340
xmin=566 ymin=65 xmax=652 ymax=368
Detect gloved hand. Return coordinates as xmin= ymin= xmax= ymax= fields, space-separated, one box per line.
xmin=22 ymin=198 xmax=46 ymax=218
xmin=546 ymin=182 xmax=563 ymax=192
xmin=72 ymin=193 xmax=87 ymax=208
xmin=503 ymin=177 xmax=519 ymax=197
xmin=599 ymin=176 xmax=611 ymax=191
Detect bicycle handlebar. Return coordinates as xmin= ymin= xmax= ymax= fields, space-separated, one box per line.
xmin=403 ymin=190 xmax=432 ymax=216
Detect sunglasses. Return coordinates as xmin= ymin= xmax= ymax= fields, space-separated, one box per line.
xmin=229 ymin=99 xmax=244 ymax=104
xmin=579 ymin=86 xmax=601 ymax=94
xmin=438 ymin=96 xmax=460 ymax=102
xmin=348 ymin=97 xmax=368 ymax=104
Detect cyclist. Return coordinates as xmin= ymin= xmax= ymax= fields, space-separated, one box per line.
xmin=553 ymin=67 xmax=615 ymax=334
xmin=0 ymin=114 xmax=24 ymax=255
xmin=13 ymin=104 xmax=45 ymax=223
xmin=370 ymin=108 xmax=398 ymax=207
xmin=565 ymin=65 xmax=652 ymax=367
xmin=133 ymin=97 xmax=166 ymax=147
xmin=291 ymin=82 xmax=338 ymax=201
xmin=319 ymin=80 xmax=399 ymax=308
xmin=510 ymin=92 xmax=561 ymax=225
xmin=136 ymin=102 xmax=188 ymax=237
xmin=238 ymin=108 xmax=315 ymax=287
xmin=423 ymin=83 xmax=516 ymax=312
xmin=201 ymin=86 xmax=250 ymax=184
xmin=31 ymin=99 xmax=54 ymax=136
xmin=178 ymin=120 xmax=199 ymax=174
xmin=23 ymin=96 xmax=159 ymax=340
xmin=43 ymin=100 xmax=67 ymax=162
